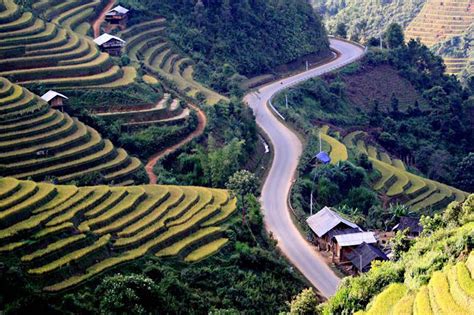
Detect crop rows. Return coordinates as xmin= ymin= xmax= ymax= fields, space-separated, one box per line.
xmin=0 ymin=77 xmax=142 ymax=185
xmin=0 ymin=177 xmax=236 ymax=291
xmin=95 ymin=92 xmax=191 ymax=128
xmin=319 ymin=126 xmax=468 ymax=212
xmin=120 ymin=19 xmax=227 ymax=105
xmin=0 ymin=0 xmax=134 ymax=88
xmin=355 ymin=251 xmax=474 ymax=315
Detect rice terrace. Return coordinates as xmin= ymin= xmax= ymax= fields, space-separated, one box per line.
xmin=0 ymin=0 xmax=472 ymax=313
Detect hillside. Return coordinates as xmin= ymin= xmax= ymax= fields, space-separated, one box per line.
xmin=120 ymin=0 xmax=331 ymax=94
xmin=323 ymin=195 xmax=474 ymax=314
xmin=0 ymin=0 xmax=135 ymax=89
xmin=312 ymin=0 xmax=473 ymax=78
xmin=312 ymin=0 xmax=427 ymax=41
xmin=0 ymin=176 xmax=237 ymax=291
xmin=0 ymin=76 xmax=143 ymax=185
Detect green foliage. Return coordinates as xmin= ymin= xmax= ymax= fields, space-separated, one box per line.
xmin=391 ymin=229 xmax=413 ymax=260
xmin=289 ymin=288 xmax=319 ymax=315
xmin=454 ymin=153 xmax=474 ymax=192
xmin=121 ymin=0 xmax=330 ymax=93
xmin=335 ymin=22 xmax=347 ymax=38
xmin=226 ymin=170 xmax=259 ymax=198
xmin=384 ymin=23 xmax=404 ymax=49
xmin=96 ymin=274 xmax=161 ymax=315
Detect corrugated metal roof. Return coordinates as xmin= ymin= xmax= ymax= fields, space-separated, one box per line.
xmin=306 ymin=206 xmax=360 ymax=237
xmin=93 ymin=33 xmax=125 ymax=46
xmin=346 ymin=242 xmax=389 ymax=271
xmin=334 ymin=232 xmax=376 ymax=247
xmin=316 ymin=151 xmax=331 ymax=164
xmin=41 ymin=90 xmax=68 ymax=102
xmin=107 ymin=5 xmax=129 ymax=15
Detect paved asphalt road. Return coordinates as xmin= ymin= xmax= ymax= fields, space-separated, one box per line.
xmin=244 ymin=39 xmax=365 ymax=298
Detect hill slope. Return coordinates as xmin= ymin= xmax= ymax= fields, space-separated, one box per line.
xmin=122 ymin=0 xmax=331 ymax=94
xmin=323 ymin=194 xmax=474 ymax=314
xmin=0 ymin=176 xmax=237 ymax=291
xmin=0 ymin=76 xmax=143 ymax=185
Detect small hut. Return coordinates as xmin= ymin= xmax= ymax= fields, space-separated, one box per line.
xmin=392 ymin=216 xmax=423 ymax=238
xmin=41 ymin=90 xmax=68 ymax=112
xmin=93 ymin=33 xmax=126 ymax=56
xmin=346 ymin=242 xmax=389 ymax=273
xmin=306 ymin=206 xmax=361 ymax=251
xmin=315 ymin=151 xmax=331 ymax=165
xmin=332 ymin=232 xmax=377 ymax=263
xmin=105 ymin=5 xmax=129 ymax=24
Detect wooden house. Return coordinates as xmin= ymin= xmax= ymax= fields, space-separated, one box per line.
xmin=105 ymin=5 xmax=129 ymax=24
xmin=332 ymin=231 xmax=377 ymax=263
xmin=41 ymin=90 xmax=68 ymax=112
xmin=93 ymin=33 xmax=126 ymax=56
xmin=392 ymin=216 xmax=423 ymax=238
xmin=346 ymin=242 xmax=389 ymax=274
xmin=306 ymin=206 xmax=361 ymax=252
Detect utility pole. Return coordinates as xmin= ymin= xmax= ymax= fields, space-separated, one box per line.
xmin=319 ymin=131 xmax=322 ymax=152
xmin=285 ymin=94 xmax=288 ymax=109
xmin=306 ymin=60 xmax=309 ymax=71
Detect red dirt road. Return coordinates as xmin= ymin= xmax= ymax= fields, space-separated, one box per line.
xmin=92 ymin=0 xmax=115 ymax=38
xmin=145 ymin=104 xmax=207 ymax=184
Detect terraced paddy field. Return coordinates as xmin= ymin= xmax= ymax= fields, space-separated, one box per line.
xmin=0 ymin=0 xmax=134 ymax=89
xmin=95 ymin=93 xmax=191 ymax=128
xmin=355 ymin=251 xmax=474 ymax=315
xmin=120 ymin=19 xmax=227 ymax=105
xmin=0 ymin=77 xmax=142 ymax=184
xmin=318 ymin=126 xmax=468 ymax=212
xmin=405 ymin=0 xmax=473 ymax=75
xmin=32 ymin=0 xmax=106 ymax=36
xmin=0 ymin=177 xmax=236 ymax=291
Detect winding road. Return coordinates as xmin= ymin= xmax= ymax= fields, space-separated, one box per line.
xmin=244 ymin=38 xmax=365 ymax=298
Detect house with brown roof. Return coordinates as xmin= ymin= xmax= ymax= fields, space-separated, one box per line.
xmin=346 ymin=242 xmax=389 ymax=274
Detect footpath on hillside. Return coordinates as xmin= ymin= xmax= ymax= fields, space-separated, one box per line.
xmin=92 ymin=0 xmax=115 ymax=38
xmin=146 ymin=104 xmax=207 ymax=184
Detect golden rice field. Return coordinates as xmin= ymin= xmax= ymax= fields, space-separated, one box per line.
xmin=355 ymin=251 xmax=474 ymax=315
xmin=0 ymin=0 xmax=134 ymax=88
xmin=120 ymin=19 xmax=227 ymax=105
xmin=0 ymin=177 xmax=236 ymax=291
xmin=0 ymin=76 xmax=142 ymax=184
xmin=319 ymin=126 xmax=468 ymax=212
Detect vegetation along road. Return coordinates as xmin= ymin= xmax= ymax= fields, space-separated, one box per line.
xmin=244 ymin=38 xmax=365 ymax=297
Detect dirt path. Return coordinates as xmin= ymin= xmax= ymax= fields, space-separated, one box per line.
xmin=92 ymin=0 xmax=115 ymax=38
xmin=145 ymin=104 xmax=207 ymax=184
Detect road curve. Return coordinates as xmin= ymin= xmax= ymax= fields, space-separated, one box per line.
xmin=244 ymin=39 xmax=365 ymax=298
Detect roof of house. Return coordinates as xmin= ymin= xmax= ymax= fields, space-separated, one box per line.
xmin=334 ymin=232 xmax=376 ymax=247
xmin=346 ymin=242 xmax=389 ymax=271
xmin=392 ymin=216 xmax=423 ymax=234
xmin=106 ymin=5 xmax=129 ymax=15
xmin=306 ymin=206 xmax=360 ymax=237
xmin=327 ymin=227 xmax=361 ymax=240
xmin=41 ymin=90 xmax=68 ymax=102
xmin=93 ymin=33 xmax=125 ymax=46
xmin=315 ymin=151 xmax=331 ymax=164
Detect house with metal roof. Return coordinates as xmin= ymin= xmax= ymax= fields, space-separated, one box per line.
xmin=93 ymin=33 xmax=126 ymax=56
xmin=392 ymin=216 xmax=423 ymax=238
xmin=105 ymin=5 xmax=129 ymax=24
xmin=332 ymin=231 xmax=377 ymax=263
xmin=315 ymin=151 xmax=331 ymax=164
xmin=346 ymin=242 xmax=389 ymax=273
xmin=41 ymin=90 xmax=68 ymax=112
xmin=306 ymin=206 xmax=361 ymax=251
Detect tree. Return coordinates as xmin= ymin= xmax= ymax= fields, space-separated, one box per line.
xmin=96 ymin=274 xmax=161 ymax=315
xmin=390 ymin=230 xmax=412 ymax=260
xmin=384 ymin=23 xmax=404 ymax=49
xmin=226 ymin=170 xmax=259 ymax=198
xmin=289 ymin=288 xmax=319 ymax=315
xmin=335 ymin=22 xmax=347 ymax=38
xmin=454 ymin=153 xmax=474 ymax=192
